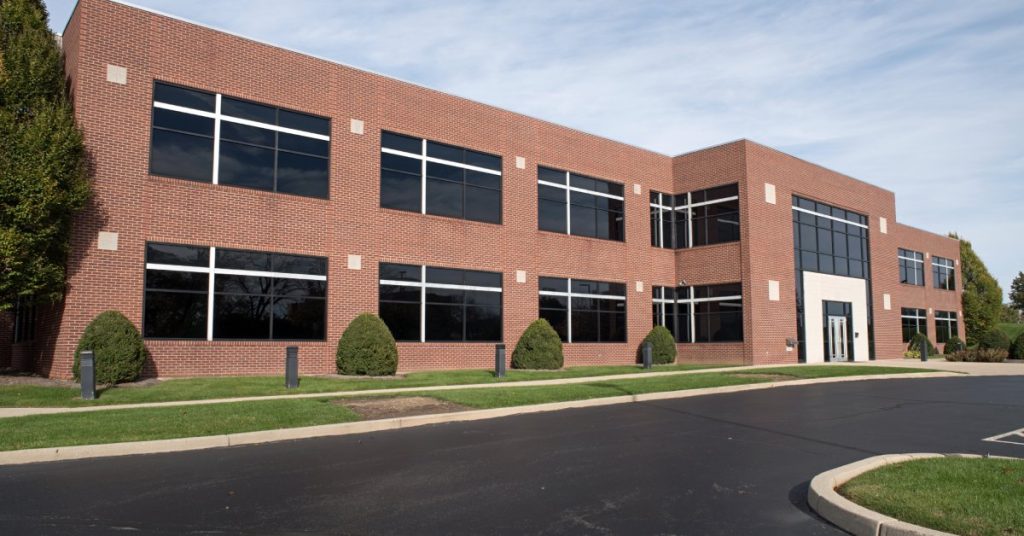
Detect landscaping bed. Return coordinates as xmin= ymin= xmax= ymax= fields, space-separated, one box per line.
xmin=838 ymin=457 xmax=1024 ymax=536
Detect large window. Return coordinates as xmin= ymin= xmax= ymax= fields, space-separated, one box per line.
xmin=379 ymin=263 xmax=502 ymax=342
xmin=538 ymin=167 xmax=624 ymax=241
xmin=898 ymin=248 xmax=925 ymax=286
xmin=935 ymin=310 xmax=958 ymax=343
xmin=653 ymin=283 xmax=743 ymax=343
xmin=150 ymin=82 xmax=331 ymax=198
xmin=143 ymin=243 xmax=327 ymax=340
xmin=650 ymin=184 xmax=739 ymax=249
xmin=932 ymin=256 xmax=955 ymax=290
xmin=900 ymin=307 xmax=927 ymax=343
xmin=792 ymin=196 xmax=870 ymax=279
xmin=380 ymin=132 xmax=502 ymax=224
xmin=539 ymin=277 xmax=626 ymax=342
xmin=13 ymin=298 xmax=35 ymax=343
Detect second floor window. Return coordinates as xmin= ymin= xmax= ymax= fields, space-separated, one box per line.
xmin=150 ymin=82 xmax=331 ymax=199
xmin=932 ymin=256 xmax=955 ymax=290
xmin=898 ymin=248 xmax=925 ymax=286
xmin=538 ymin=167 xmax=624 ymax=241
xmin=650 ymin=184 xmax=740 ymax=249
xmin=380 ymin=132 xmax=502 ymax=224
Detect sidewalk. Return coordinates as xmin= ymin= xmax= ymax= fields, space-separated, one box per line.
xmin=2 ymin=360 xmax=1018 ymax=419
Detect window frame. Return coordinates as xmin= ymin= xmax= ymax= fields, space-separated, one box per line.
xmin=538 ymin=277 xmax=627 ymax=343
xmin=900 ymin=307 xmax=927 ymax=343
xmin=654 ymin=283 xmax=744 ymax=343
xmin=935 ymin=310 xmax=958 ymax=343
xmin=142 ymin=242 xmax=329 ymax=341
xmin=379 ymin=131 xmax=503 ymax=224
xmin=378 ymin=263 xmax=504 ymax=343
xmin=898 ymin=248 xmax=926 ymax=286
xmin=537 ymin=167 xmax=625 ymax=242
xmin=149 ymin=81 xmax=332 ymax=199
xmin=931 ymin=256 xmax=955 ymax=291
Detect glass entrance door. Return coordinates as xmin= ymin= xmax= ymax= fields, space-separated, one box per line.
xmin=827 ymin=315 xmax=848 ymax=362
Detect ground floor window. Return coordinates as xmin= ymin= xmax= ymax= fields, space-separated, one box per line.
xmin=935 ymin=310 xmax=958 ymax=343
xmin=653 ymin=283 xmax=743 ymax=343
xmin=900 ymin=307 xmax=927 ymax=343
xmin=378 ymin=263 xmax=502 ymax=342
xmin=144 ymin=243 xmax=327 ymax=340
xmin=539 ymin=277 xmax=626 ymax=342
xmin=13 ymin=298 xmax=36 ymax=343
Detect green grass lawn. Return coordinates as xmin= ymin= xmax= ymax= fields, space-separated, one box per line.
xmin=0 ymin=365 xmax=928 ymax=452
xmin=413 ymin=365 xmax=928 ymax=409
xmin=839 ymin=457 xmax=1024 ymax=536
xmin=0 ymin=363 xmax=731 ymax=408
xmin=0 ymin=399 xmax=359 ymax=451
xmin=998 ymin=322 xmax=1024 ymax=342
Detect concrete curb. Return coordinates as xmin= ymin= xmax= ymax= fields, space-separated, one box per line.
xmin=0 ymin=371 xmax=955 ymax=466
xmin=807 ymin=453 xmax=1014 ymax=536
xmin=0 ymin=362 xmax=930 ymax=418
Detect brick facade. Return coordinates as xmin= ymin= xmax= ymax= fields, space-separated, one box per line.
xmin=9 ymin=0 xmax=962 ymax=378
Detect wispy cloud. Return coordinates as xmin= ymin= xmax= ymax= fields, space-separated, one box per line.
xmin=45 ymin=0 xmax=1024 ymax=295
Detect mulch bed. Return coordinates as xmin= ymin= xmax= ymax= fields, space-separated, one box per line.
xmin=334 ymin=396 xmax=470 ymax=420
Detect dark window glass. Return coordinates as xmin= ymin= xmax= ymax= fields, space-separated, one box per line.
xmin=426 ymin=141 xmax=463 ymax=163
xmin=539 ymin=308 xmax=568 ymax=342
xmin=279 ymin=109 xmax=330 ymax=136
xmin=381 ymin=169 xmax=422 ymax=212
xmin=465 ymin=169 xmax=501 ymax=190
xmin=380 ymin=263 xmax=421 ymax=282
xmin=145 ymin=270 xmax=208 ymax=292
xmin=466 ymin=151 xmax=501 ymax=172
xmin=539 ymin=277 xmax=568 ymax=293
xmin=380 ymin=302 xmax=420 ymax=342
xmin=277 ymin=152 xmax=329 ymax=198
xmin=901 ymin=308 xmax=927 ymax=343
xmin=382 ymin=153 xmax=422 ymax=174
xmin=279 ymin=133 xmax=329 ymax=157
xmin=932 ymin=257 xmax=955 ymax=291
xmin=153 ymin=82 xmax=215 ymax=111
xmin=218 ymin=141 xmax=275 ymax=191
xmin=150 ymin=129 xmax=213 ymax=182
xmin=144 ymin=291 xmax=207 ymax=339
xmin=792 ymin=197 xmax=870 ymax=280
xmin=272 ymin=254 xmax=327 ymax=276
xmin=899 ymin=249 xmax=925 ymax=286
xmin=146 ymin=243 xmax=209 ymax=267
xmin=539 ymin=198 xmax=567 ymax=234
xmin=272 ymin=297 xmax=326 ymax=340
xmin=220 ymin=122 xmax=275 ymax=147
xmin=217 ymin=249 xmax=271 ymax=272
xmin=466 ymin=306 xmax=502 ymax=341
xmin=465 ymin=187 xmax=501 ymax=224
xmin=214 ymin=293 xmax=271 ymax=339
xmin=425 ymin=177 xmax=463 ymax=218
xmin=539 ymin=168 xmax=623 ymax=241
xmin=935 ymin=311 xmax=958 ymax=343
xmin=538 ymin=166 xmax=566 ymax=184
xmin=382 ymin=131 xmax=421 ymax=153
xmin=152 ymin=108 xmax=214 ymax=136
xmin=221 ymin=97 xmax=276 ymax=124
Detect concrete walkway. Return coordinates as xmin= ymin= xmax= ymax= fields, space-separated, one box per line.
xmin=0 ymin=360 xmax=1019 ymax=419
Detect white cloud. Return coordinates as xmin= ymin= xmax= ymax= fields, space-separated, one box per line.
xmin=46 ymin=0 xmax=1024 ymax=294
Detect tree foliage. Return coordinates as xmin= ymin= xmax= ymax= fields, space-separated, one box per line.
xmin=950 ymin=233 xmax=1002 ymax=346
xmin=1010 ymin=271 xmax=1024 ymax=315
xmin=0 ymin=0 xmax=90 ymax=310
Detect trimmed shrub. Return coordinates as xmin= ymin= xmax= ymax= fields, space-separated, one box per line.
xmin=904 ymin=350 xmax=920 ymax=359
xmin=977 ymin=328 xmax=1011 ymax=351
xmin=907 ymin=332 xmax=938 ymax=357
xmin=948 ymin=348 xmax=1008 ymax=363
xmin=638 ymin=325 xmax=676 ymax=365
xmin=336 ymin=313 xmax=398 ymax=376
xmin=942 ymin=336 xmax=966 ymax=355
xmin=1010 ymin=333 xmax=1024 ymax=360
xmin=72 ymin=311 xmax=146 ymax=385
xmin=512 ymin=319 xmax=563 ymax=370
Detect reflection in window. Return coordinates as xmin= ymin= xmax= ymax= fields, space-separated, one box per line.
xmin=538 ymin=277 xmax=626 ymax=342
xmin=792 ymin=196 xmax=870 ymax=279
xmin=650 ymin=184 xmax=739 ymax=249
xmin=935 ymin=310 xmax=958 ymax=343
xmin=654 ymin=284 xmax=743 ymax=343
xmin=538 ymin=167 xmax=624 ymax=241
xmin=900 ymin=307 xmax=927 ymax=343
xmin=932 ymin=256 xmax=955 ymax=290
xmin=898 ymin=248 xmax=925 ymax=286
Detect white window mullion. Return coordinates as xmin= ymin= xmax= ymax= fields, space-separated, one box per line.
xmin=420 ymin=139 xmax=427 ymax=215
xmin=686 ymin=192 xmax=693 ymax=247
xmin=212 ymin=94 xmax=222 ymax=185
xmin=566 ymin=278 xmax=573 ymax=343
xmin=564 ymin=172 xmax=572 ymax=236
xmin=420 ymin=265 xmax=427 ymax=342
xmin=689 ymin=301 xmax=696 ymax=343
xmin=206 ymin=246 xmax=216 ymax=341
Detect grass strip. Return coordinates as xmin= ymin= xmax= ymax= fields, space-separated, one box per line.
xmin=0 ymin=398 xmax=359 ymax=451
xmin=416 ymin=365 xmax=929 ymax=409
xmin=839 ymin=457 xmax=1024 ymax=536
xmin=0 ymin=363 xmax=731 ymax=408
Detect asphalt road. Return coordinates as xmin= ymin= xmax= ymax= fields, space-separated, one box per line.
xmin=1 ymin=376 xmax=1022 ymax=535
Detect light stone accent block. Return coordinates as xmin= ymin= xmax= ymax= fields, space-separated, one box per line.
xmin=633 ymin=183 xmax=641 ymax=195
xmin=768 ymin=280 xmax=780 ymax=301
xmin=347 ymin=254 xmax=362 ymax=270
xmin=106 ymin=64 xmax=127 ymax=85
xmin=97 ymin=231 xmax=118 ymax=251
xmin=515 ymin=156 xmax=526 ymax=169
xmin=635 ymin=281 xmax=644 ymax=293
xmin=879 ymin=217 xmax=888 ymax=234
xmin=883 ymin=293 xmax=891 ymax=310
xmin=764 ymin=183 xmax=776 ymax=204
xmin=516 ymin=270 xmax=526 ymax=283
xmin=349 ymin=119 xmax=364 ymax=135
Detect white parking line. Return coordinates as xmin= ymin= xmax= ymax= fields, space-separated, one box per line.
xmin=982 ymin=427 xmax=1024 ymax=446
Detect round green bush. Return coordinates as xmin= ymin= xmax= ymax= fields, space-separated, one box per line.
xmin=336 ymin=313 xmax=398 ymax=376
xmin=977 ymin=328 xmax=1011 ymax=351
xmin=72 ymin=311 xmax=146 ymax=385
xmin=512 ymin=319 xmax=563 ymax=370
xmin=942 ymin=336 xmax=966 ymax=355
xmin=1010 ymin=333 xmax=1024 ymax=360
xmin=907 ymin=332 xmax=938 ymax=357
xmin=639 ymin=325 xmax=676 ymax=365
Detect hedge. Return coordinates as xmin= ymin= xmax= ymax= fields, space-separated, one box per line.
xmin=942 ymin=336 xmax=966 ymax=355
xmin=907 ymin=332 xmax=938 ymax=357
xmin=336 ymin=313 xmax=398 ymax=376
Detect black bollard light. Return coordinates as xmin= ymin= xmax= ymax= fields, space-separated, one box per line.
xmin=80 ymin=350 xmax=96 ymax=400
xmin=285 ymin=346 xmax=299 ymax=388
xmin=642 ymin=341 xmax=653 ymax=370
xmin=919 ymin=337 xmax=928 ymax=362
xmin=495 ymin=343 xmax=506 ymax=378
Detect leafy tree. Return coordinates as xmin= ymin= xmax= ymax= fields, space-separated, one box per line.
xmin=0 ymin=0 xmax=90 ymax=310
xmin=1010 ymin=272 xmax=1024 ymax=315
xmin=998 ymin=303 xmax=1021 ymax=324
xmin=950 ymin=233 xmax=1002 ymax=346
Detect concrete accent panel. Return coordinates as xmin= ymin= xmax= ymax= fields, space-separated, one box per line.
xmin=635 ymin=280 xmax=644 ymax=293
xmin=803 ymin=272 xmax=869 ymax=363
xmin=97 ymin=231 xmax=118 ymax=251
xmin=764 ymin=183 xmax=776 ymax=204
xmin=768 ymin=280 xmax=780 ymax=301
xmin=515 ymin=156 xmax=526 ymax=169
xmin=879 ymin=217 xmax=888 ymax=234
xmin=347 ymin=254 xmax=362 ymax=270
xmin=515 ymin=270 xmax=526 ymax=283
xmin=883 ymin=293 xmax=891 ymax=310
xmin=349 ymin=119 xmax=364 ymax=135
xmin=106 ymin=64 xmax=126 ymax=84
xmin=633 ymin=183 xmax=641 ymax=195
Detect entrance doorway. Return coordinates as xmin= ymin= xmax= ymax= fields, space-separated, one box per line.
xmin=823 ymin=301 xmax=854 ymax=362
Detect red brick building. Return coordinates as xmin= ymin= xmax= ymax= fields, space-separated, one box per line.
xmin=1 ymin=0 xmax=963 ymax=378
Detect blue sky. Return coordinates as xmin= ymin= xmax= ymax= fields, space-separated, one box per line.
xmin=44 ymin=0 xmax=1023 ymax=298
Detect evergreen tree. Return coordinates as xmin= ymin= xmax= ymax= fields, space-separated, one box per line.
xmin=0 ymin=0 xmax=89 ymax=310
xmin=950 ymin=233 xmax=1002 ymax=346
xmin=1010 ymin=271 xmax=1024 ymax=315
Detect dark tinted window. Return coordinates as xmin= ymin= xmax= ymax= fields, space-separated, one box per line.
xmin=146 ymin=243 xmax=209 ymax=267
xmin=221 ymin=97 xmax=277 ymax=124
xmin=792 ymin=197 xmax=870 ymax=280
xmin=539 ymin=167 xmax=623 ymax=241
xmin=153 ymin=82 xmax=215 ymax=111
xmin=150 ymin=129 xmax=214 ymax=182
